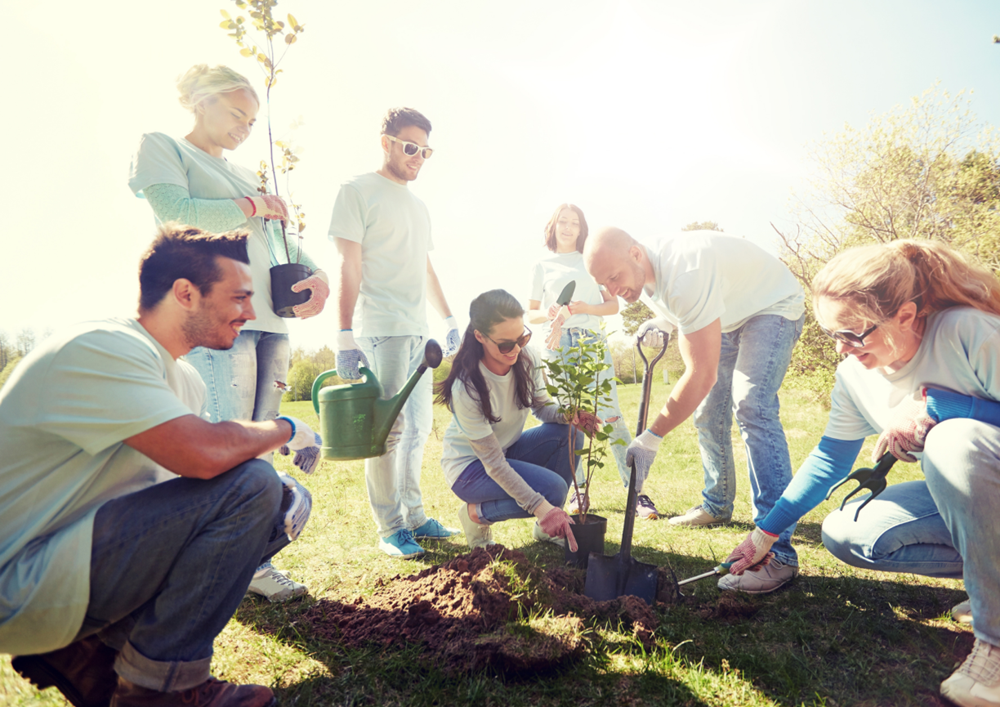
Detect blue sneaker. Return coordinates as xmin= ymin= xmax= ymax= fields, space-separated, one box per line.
xmin=412 ymin=518 xmax=460 ymax=540
xmin=378 ymin=529 xmax=425 ymax=559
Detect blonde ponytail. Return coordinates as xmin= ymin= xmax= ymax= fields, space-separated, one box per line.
xmin=813 ymin=239 xmax=1000 ymax=328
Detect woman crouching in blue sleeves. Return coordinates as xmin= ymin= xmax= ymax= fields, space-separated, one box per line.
xmin=436 ymin=290 xmax=600 ymax=551
xmin=719 ymin=239 xmax=1000 ymax=707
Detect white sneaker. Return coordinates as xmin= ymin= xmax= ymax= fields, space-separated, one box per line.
xmin=668 ymin=505 xmax=730 ymax=527
xmin=457 ymin=504 xmax=495 ymax=549
xmin=247 ymin=562 xmax=308 ymax=602
xmin=717 ymin=558 xmax=798 ymax=594
xmin=953 ymin=599 xmax=974 ymax=626
xmin=941 ymin=638 xmax=1000 ymax=707
xmin=532 ymin=521 xmax=566 ymax=548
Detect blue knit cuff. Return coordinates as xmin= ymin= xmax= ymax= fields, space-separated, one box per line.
xmin=925 ymin=388 xmax=975 ymax=423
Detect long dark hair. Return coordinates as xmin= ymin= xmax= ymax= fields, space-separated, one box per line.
xmin=434 ymin=289 xmax=540 ymax=423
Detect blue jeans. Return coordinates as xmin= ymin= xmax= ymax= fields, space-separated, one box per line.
xmin=823 ymin=419 xmax=1000 ymax=645
xmin=451 ymin=423 xmax=582 ymax=523
xmin=73 ymin=461 xmax=292 ymax=691
xmin=542 ymin=328 xmax=632 ymax=487
xmin=693 ymin=313 xmax=803 ymax=566
xmin=185 ymin=330 xmax=290 ymax=425
xmin=358 ymin=335 xmax=433 ymax=537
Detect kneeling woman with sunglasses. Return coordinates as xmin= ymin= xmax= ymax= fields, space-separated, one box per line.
xmin=436 ymin=290 xmax=599 ymax=551
xmin=720 ymin=239 xmax=1000 ymax=705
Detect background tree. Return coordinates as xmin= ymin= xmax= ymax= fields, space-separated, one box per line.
xmin=681 ymin=221 xmax=723 ymax=232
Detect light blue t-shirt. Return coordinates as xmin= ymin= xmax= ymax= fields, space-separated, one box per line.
xmin=0 ymin=318 xmax=205 ymax=654
xmin=530 ymin=251 xmax=604 ymax=337
xmin=645 ymin=231 xmax=804 ymax=335
xmin=128 ymin=132 xmax=287 ymax=335
xmin=327 ymin=172 xmax=434 ymax=337
xmin=825 ymin=307 xmax=1000 ymax=441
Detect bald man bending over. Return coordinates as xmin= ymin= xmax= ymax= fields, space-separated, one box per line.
xmin=584 ymin=227 xmax=805 ymax=594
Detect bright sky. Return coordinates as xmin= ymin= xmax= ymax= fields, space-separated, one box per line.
xmin=4 ymin=1 xmax=1000 ymax=352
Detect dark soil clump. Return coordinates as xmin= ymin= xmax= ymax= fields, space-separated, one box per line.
xmin=303 ymin=545 xmax=674 ymax=674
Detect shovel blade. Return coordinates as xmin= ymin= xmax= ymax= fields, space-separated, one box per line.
xmin=584 ymin=553 xmax=659 ymax=605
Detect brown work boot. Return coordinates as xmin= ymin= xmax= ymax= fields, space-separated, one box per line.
xmin=111 ymin=677 xmax=276 ymax=707
xmin=11 ymin=635 xmax=118 ymax=707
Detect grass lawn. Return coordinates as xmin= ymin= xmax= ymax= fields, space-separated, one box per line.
xmin=2 ymin=375 xmax=970 ymax=706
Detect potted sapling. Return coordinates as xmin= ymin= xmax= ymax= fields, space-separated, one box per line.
xmin=541 ymin=326 xmax=624 ymax=568
xmin=220 ymin=0 xmax=310 ymax=317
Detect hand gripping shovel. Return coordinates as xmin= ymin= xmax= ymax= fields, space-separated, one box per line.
xmin=825 ymin=452 xmax=898 ymax=521
xmin=583 ymin=331 xmax=669 ymax=604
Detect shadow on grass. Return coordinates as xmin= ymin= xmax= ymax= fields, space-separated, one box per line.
xmin=236 ymin=532 xmax=972 ymax=707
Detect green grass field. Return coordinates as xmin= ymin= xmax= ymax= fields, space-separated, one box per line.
xmin=2 ymin=376 xmax=970 ymax=706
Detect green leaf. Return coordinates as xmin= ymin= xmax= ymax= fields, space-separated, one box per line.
xmin=240 ymin=47 xmax=253 ymax=57
xmin=285 ymin=33 xmax=296 ymax=44
xmin=220 ymin=9 xmax=231 ymax=19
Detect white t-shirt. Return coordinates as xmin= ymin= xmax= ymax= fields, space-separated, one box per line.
xmin=645 ymin=231 xmax=804 ymax=335
xmin=825 ymin=307 xmax=1000 ymax=441
xmin=328 ymin=172 xmax=434 ymax=338
xmin=0 ymin=318 xmax=206 ymax=654
xmin=530 ymin=251 xmax=603 ymax=335
xmin=128 ymin=132 xmax=286 ymax=335
xmin=441 ymin=348 xmax=551 ymax=486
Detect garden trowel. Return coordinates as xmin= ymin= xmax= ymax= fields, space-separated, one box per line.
xmin=583 ymin=331 xmax=669 ymax=605
xmin=545 ymin=280 xmax=576 ymax=349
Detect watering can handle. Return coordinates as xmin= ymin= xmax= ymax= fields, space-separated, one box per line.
xmin=311 ymin=370 xmax=341 ymax=416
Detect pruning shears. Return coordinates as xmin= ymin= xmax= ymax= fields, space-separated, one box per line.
xmin=677 ymin=561 xmax=734 ymax=586
xmin=825 ymin=452 xmax=898 ymax=521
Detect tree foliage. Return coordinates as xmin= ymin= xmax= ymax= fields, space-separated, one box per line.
xmin=681 ymin=221 xmax=723 ymax=232
xmin=620 ymin=301 xmax=654 ymax=336
xmin=775 ymin=85 xmax=1000 ymax=401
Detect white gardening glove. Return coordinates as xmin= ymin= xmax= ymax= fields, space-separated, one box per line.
xmin=244 ymin=195 xmax=290 ymax=220
xmin=278 ymin=473 xmax=312 ymax=541
xmin=276 ymin=416 xmax=321 ymax=452
xmin=637 ymin=317 xmax=674 ymax=349
xmin=725 ymin=528 xmax=778 ymax=574
xmin=442 ymin=316 xmax=462 ymax=357
xmin=873 ymin=388 xmax=936 ymax=464
xmin=290 ymin=271 xmax=330 ymax=320
xmin=624 ymin=429 xmax=662 ymax=490
xmin=278 ymin=438 xmax=322 ymax=475
xmin=336 ymin=330 xmax=370 ymax=381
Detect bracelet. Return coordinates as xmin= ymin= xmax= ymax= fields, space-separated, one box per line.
xmin=246 ymin=197 xmax=257 ymax=217
xmin=276 ymin=415 xmax=296 ymax=442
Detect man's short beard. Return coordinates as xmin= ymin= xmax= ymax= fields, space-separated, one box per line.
xmin=182 ymin=311 xmax=235 ymax=351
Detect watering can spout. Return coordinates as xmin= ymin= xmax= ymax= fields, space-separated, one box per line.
xmin=373 ymin=340 xmax=443 ymax=446
xmin=311 ymin=339 xmax=444 ymax=460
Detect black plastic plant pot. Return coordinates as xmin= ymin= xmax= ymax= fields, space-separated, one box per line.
xmin=270 ymin=263 xmax=312 ymax=318
xmin=564 ymin=513 xmax=607 ymax=569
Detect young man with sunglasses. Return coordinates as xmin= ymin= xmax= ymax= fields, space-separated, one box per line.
xmin=584 ymin=226 xmax=806 ymax=593
xmin=329 ymin=107 xmax=461 ymax=559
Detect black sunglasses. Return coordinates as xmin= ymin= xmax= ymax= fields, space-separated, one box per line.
xmin=484 ymin=327 xmax=532 ymax=354
xmin=820 ymin=323 xmax=879 ymax=349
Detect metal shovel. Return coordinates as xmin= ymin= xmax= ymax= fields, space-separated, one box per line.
xmin=583 ymin=332 xmax=669 ymax=605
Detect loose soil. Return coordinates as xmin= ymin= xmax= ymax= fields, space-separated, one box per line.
xmin=302 ymin=544 xmax=712 ymax=675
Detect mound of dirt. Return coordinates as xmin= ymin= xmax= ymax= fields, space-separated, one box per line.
xmin=303 ymin=545 xmax=674 ymax=674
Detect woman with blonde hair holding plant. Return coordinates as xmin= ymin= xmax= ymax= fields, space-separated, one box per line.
xmin=128 ymin=64 xmax=326 ymax=602
xmin=719 ymin=238 xmax=1000 ymax=706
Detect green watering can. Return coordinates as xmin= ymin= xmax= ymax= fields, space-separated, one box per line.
xmin=311 ymin=340 xmax=443 ymax=461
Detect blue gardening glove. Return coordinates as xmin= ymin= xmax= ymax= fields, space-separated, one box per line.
xmin=625 ymin=429 xmax=662 ymax=491
xmin=336 ymin=330 xmax=369 ymax=381
xmin=278 ymin=473 xmax=312 ymax=541
xmin=725 ymin=528 xmax=778 ymax=575
xmin=443 ymin=316 xmax=461 ymax=357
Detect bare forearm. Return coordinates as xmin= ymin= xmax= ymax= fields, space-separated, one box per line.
xmin=426 ymin=259 xmax=452 ymax=318
xmin=648 ymin=369 xmax=715 ymax=437
xmin=198 ymin=419 xmax=294 ymax=477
